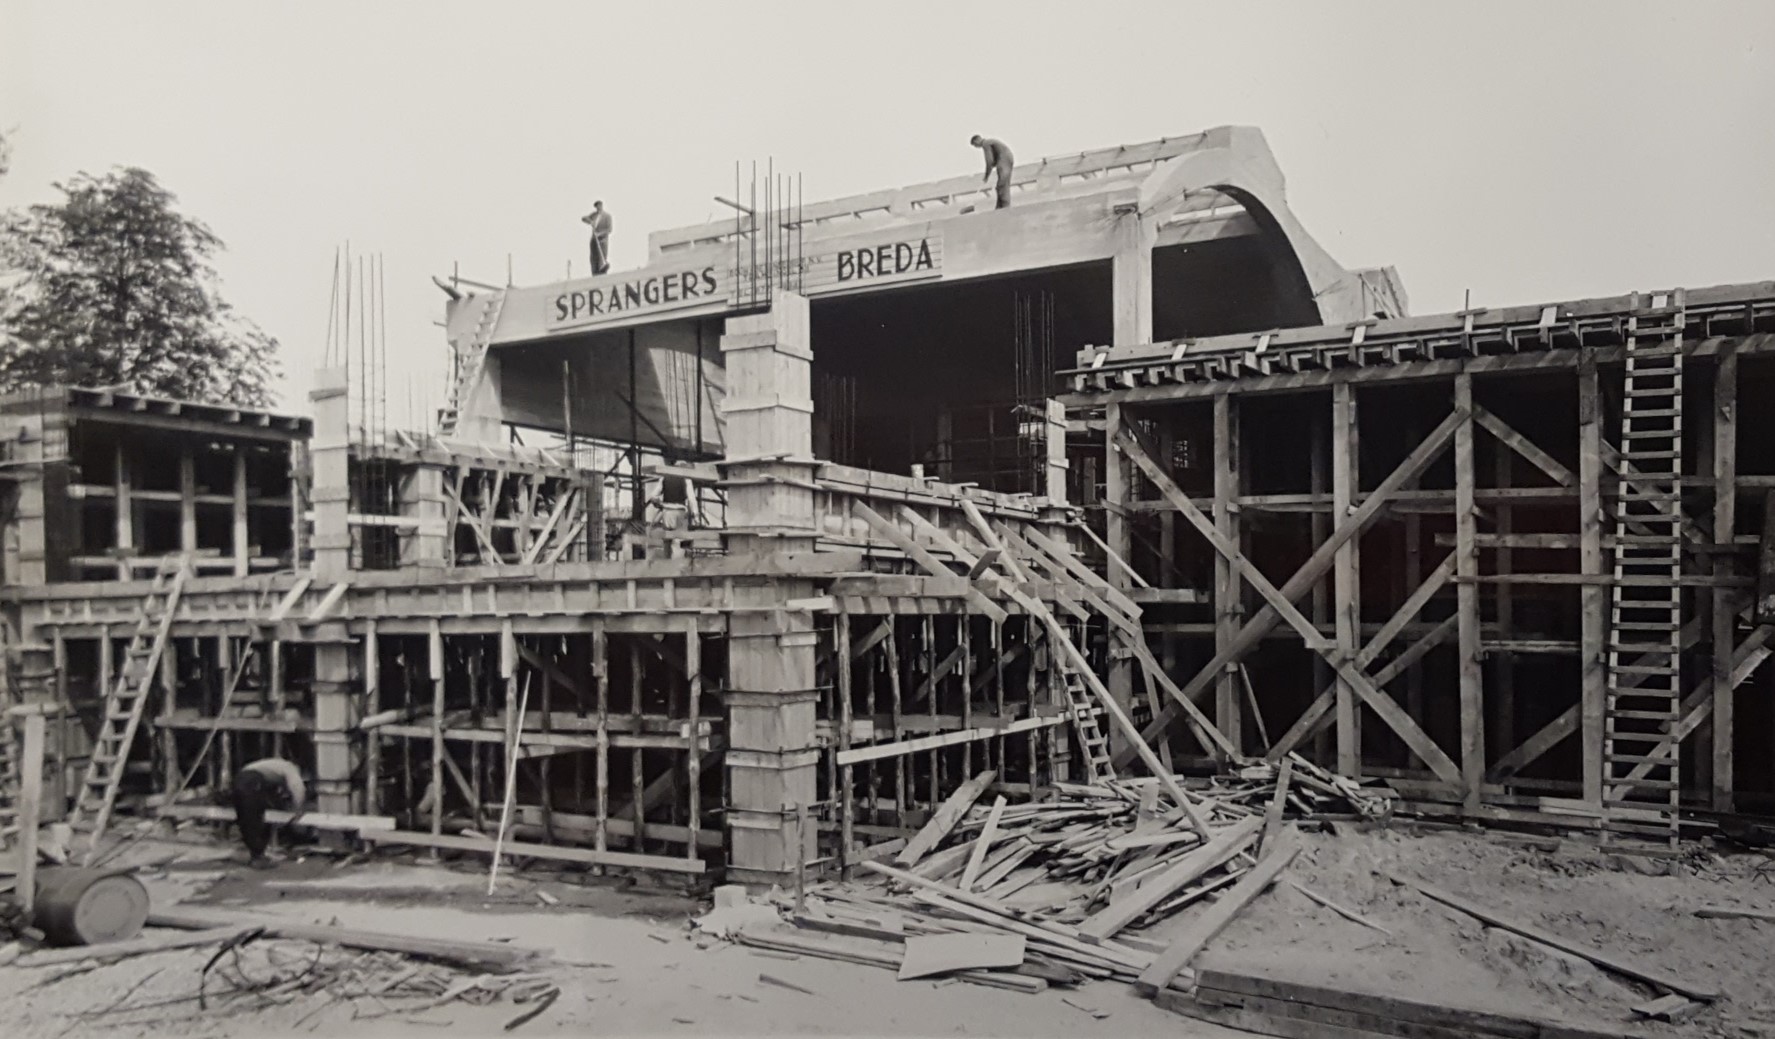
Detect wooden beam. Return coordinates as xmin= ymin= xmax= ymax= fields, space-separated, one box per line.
xmin=1713 ymin=340 xmax=1738 ymax=812
xmin=851 ymin=501 xmax=1008 ymax=625
xmin=1213 ymin=394 xmax=1244 ymax=756
xmin=1124 ymin=402 xmax=1467 ymax=762
xmin=1471 ymin=403 xmax=1576 ymax=487
xmin=1331 ymin=383 xmax=1360 ymax=777
xmin=1136 ymin=834 xmax=1300 ymax=995
xmin=1121 ymin=417 xmax=1458 ymax=782
xmin=1577 ymin=354 xmax=1606 ymax=805
xmin=1454 ymin=374 xmax=1483 ymax=811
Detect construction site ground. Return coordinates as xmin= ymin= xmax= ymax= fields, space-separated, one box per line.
xmin=5 ymin=822 xmax=1774 ymax=1038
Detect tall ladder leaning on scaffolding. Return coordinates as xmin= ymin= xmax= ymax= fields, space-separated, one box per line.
xmin=69 ymin=557 xmax=190 ymax=865
xmin=1601 ymin=289 xmax=1687 ymax=851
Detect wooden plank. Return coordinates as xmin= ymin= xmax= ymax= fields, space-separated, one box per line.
xmin=896 ymin=769 xmax=996 ymax=867
xmin=1694 ymin=904 xmax=1775 ymax=923
xmin=146 ymin=908 xmax=542 ymax=970
xmin=1713 ymin=339 xmax=1738 ymax=811
xmin=366 ymin=829 xmax=706 ymax=874
xmin=1289 ymin=881 xmax=1392 ymax=935
xmin=1384 ymin=872 xmax=1718 ymax=1000
xmin=1182 ymin=968 xmax=1636 ymax=1039
xmin=896 ymin=932 xmax=1026 ymax=980
xmin=1577 ymin=355 xmax=1605 ymax=805
xmin=1454 ymin=374 xmax=1483 ymax=811
xmin=157 ymin=804 xmax=395 ymax=831
xmin=16 ymin=711 xmax=44 ymax=917
xmin=1076 ymin=815 xmax=1262 ymax=942
xmin=1258 ymin=757 xmax=1293 ymax=855
xmin=1332 ymin=382 xmax=1360 ymax=777
xmin=17 ymin=925 xmax=252 ymax=968
xmin=959 ymin=795 xmax=1006 ymax=891
xmin=1470 ymin=403 xmax=1577 ymax=487
xmin=852 ymin=501 xmax=1008 ymax=624
xmin=1135 ymin=833 xmax=1301 ymax=995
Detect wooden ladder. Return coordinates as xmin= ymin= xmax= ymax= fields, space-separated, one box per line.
xmin=71 ymin=559 xmax=189 ymax=865
xmin=1602 ymin=289 xmax=1687 ymax=849
xmin=437 ymin=292 xmax=507 ymax=437
xmin=1055 ymin=646 xmax=1116 ymax=784
xmin=0 ymin=714 xmax=19 ymax=850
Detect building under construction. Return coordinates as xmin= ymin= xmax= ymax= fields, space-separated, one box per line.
xmin=2 ymin=124 xmax=1772 ymax=886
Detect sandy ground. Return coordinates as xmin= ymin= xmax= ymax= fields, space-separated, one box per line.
xmin=0 ymin=834 xmax=1240 ymax=1039
xmin=1162 ymin=822 xmax=1775 ymax=1037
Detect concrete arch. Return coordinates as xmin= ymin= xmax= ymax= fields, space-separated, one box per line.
xmin=1138 ymin=126 xmax=1366 ymax=326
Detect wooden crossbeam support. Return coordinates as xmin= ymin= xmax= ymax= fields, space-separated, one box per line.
xmin=1470 ymin=403 xmax=1576 ymax=488
xmin=853 ymin=501 xmax=1008 ymax=625
xmin=1486 ymin=616 xmax=1703 ymax=784
xmin=1117 ymin=407 xmax=1467 ymax=780
xmin=1265 ymin=614 xmax=1459 ymax=762
xmin=1606 ymin=623 xmax=1773 ymax=799
xmin=1121 ymin=403 xmax=1466 ymax=763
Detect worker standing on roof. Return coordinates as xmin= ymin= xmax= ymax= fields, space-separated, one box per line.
xmin=971 ymin=134 xmax=1015 ymax=209
xmin=231 ymin=757 xmax=307 ymax=868
xmin=582 ymin=200 xmax=613 ymax=275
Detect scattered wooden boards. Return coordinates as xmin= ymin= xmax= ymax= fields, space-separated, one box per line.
xmin=147 ymin=908 xmax=546 ymax=972
xmin=1164 ymin=967 xmax=1639 ymax=1039
xmin=1136 ymin=832 xmax=1300 ymax=994
xmin=896 ymin=933 xmax=1025 ymax=980
xmin=1078 ymin=815 xmax=1262 ymax=942
xmin=898 ymin=770 xmax=996 ymax=867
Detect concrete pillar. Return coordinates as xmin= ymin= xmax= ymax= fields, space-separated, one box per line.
xmin=1111 ymin=200 xmax=1155 ymax=348
xmin=308 ymin=368 xmax=351 ymax=580
xmin=724 ymin=603 xmax=821 ymax=886
xmin=400 ymin=464 xmax=450 ymax=568
xmin=307 ymin=367 xmax=357 ymax=815
xmin=719 ymin=293 xmax=822 ymax=885
xmin=719 ymin=292 xmax=819 ymax=557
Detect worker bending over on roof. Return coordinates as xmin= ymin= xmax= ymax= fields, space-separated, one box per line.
xmin=582 ymin=200 xmax=612 ymax=275
xmin=231 ymin=757 xmax=307 ymax=868
xmin=971 ymin=134 xmax=1014 ymax=209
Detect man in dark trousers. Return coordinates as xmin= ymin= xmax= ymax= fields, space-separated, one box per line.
xmin=231 ymin=757 xmax=306 ymax=868
xmin=582 ymin=200 xmax=612 ymax=275
xmin=970 ymin=134 xmax=1015 ymax=209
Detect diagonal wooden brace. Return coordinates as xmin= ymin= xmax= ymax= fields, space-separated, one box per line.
xmin=1114 ymin=404 xmax=1467 ymax=767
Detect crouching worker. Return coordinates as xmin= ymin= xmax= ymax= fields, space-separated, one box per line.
xmin=231 ymin=757 xmax=307 ymax=868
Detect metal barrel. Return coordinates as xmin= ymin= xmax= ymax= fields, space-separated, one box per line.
xmin=33 ymin=867 xmax=150 ymax=947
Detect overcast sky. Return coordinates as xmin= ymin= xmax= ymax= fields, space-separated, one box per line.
xmin=3 ymin=1 xmax=1772 ymax=419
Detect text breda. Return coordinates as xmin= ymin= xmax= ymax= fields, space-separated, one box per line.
xmin=836 ymin=239 xmax=934 ymax=283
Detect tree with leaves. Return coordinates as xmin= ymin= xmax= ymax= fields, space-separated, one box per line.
xmin=0 ymin=165 xmax=279 ymax=406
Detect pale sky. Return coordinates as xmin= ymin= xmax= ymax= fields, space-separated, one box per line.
xmin=3 ymin=1 xmax=1772 ymax=419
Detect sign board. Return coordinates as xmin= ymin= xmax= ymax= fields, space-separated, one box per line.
xmin=546 ymin=262 xmax=727 ymax=332
xmin=803 ymin=228 xmax=944 ymax=297
xmin=541 ymin=228 xmax=944 ymax=334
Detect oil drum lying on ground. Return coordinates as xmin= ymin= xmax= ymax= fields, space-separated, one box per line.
xmin=33 ymin=867 xmax=150 ymax=946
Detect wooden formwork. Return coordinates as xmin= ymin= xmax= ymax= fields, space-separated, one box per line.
xmin=1064 ymin=281 xmax=1775 ymax=828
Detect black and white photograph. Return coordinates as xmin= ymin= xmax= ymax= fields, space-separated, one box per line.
xmin=0 ymin=2 xmax=1772 ymax=1036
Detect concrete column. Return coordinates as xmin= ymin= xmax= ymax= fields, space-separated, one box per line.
xmin=400 ymin=464 xmax=450 ymax=568
xmin=308 ymin=368 xmax=351 ymax=580
xmin=724 ymin=602 xmax=821 ymax=887
xmin=719 ymin=292 xmax=818 ymax=557
xmin=1111 ymin=200 xmax=1155 ymax=347
xmin=1043 ymin=399 xmax=1069 ymax=503
xmin=718 ymin=293 xmax=823 ymax=885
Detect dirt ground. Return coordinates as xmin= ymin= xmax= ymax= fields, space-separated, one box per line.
xmin=0 ymin=832 xmax=1242 ymax=1039
xmin=7 ymin=823 xmax=1775 ymax=1038
xmin=1167 ymin=822 xmax=1775 ymax=1037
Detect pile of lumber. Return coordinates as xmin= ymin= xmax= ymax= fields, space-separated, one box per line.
xmin=737 ymin=756 xmax=1373 ymax=995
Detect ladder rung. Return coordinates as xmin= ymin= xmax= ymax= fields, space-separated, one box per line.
xmin=1609 ymin=709 xmax=1681 ymax=720
xmin=1604 ymin=753 xmax=1676 ymax=765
